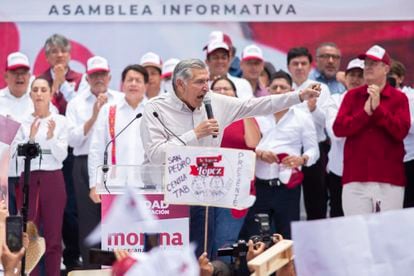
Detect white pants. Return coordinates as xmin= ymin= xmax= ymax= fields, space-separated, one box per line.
xmin=342 ymin=182 xmax=404 ymax=216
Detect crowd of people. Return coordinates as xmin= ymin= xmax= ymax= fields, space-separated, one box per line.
xmin=0 ymin=31 xmax=413 ymax=275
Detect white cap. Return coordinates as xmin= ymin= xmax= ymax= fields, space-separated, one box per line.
xmin=161 ymin=58 xmax=180 ymax=79
xmin=346 ymin=58 xmax=364 ymax=72
xmin=241 ymin=44 xmax=264 ymax=62
xmin=203 ymin=31 xmax=233 ymax=50
xmin=358 ymin=45 xmax=390 ymax=65
xmin=6 ymin=52 xmax=30 ymax=70
xmin=86 ymin=56 xmax=110 ymax=74
xmin=140 ymin=52 xmax=162 ymax=70
xmin=206 ymin=40 xmax=229 ymax=54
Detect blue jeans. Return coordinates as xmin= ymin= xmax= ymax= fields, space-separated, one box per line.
xmin=190 ymin=206 xmax=215 ymax=258
xmin=240 ymin=178 xmax=301 ymax=240
xmin=212 ymin=207 xmax=246 ymax=262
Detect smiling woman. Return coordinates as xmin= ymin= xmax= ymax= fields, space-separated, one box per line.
xmin=12 ymin=76 xmax=69 ymax=275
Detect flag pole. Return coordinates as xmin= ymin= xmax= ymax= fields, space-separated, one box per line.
xmin=204 ymin=206 xmax=209 ymax=253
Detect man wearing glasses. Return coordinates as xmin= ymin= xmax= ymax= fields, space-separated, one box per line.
xmin=310 ymin=42 xmax=346 ymax=94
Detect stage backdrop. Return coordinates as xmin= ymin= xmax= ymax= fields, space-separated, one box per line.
xmin=1 ymin=0 xmax=413 ymax=88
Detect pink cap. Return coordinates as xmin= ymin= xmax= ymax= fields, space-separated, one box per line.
xmin=241 ymin=45 xmax=264 ymax=62
xmin=358 ymin=45 xmax=390 ymax=65
xmin=87 ymin=56 xmax=110 ymax=74
xmin=140 ymin=52 xmax=162 ymax=70
xmin=161 ymin=58 xmax=180 ymax=79
xmin=203 ymin=31 xmax=233 ymax=50
xmin=6 ymin=52 xmax=30 ymax=70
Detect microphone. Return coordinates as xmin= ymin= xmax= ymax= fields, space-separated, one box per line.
xmin=152 ymin=111 xmax=186 ymax=146
xmin=203 ymin=96 xmax=217 ymax=138
xmin=102 ymin=113 xmax=142 ymax=174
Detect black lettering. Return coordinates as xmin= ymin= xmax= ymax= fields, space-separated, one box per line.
xmin=162 ymin=4 xmax=166 ymax=15
xmin=74 ymin=5 xmax=85 ymax=15
xmin=89 ymin=5 xmax=100 ymax=15
xmin=106 ymin=5 xmax=114 ymax=15
xmin=273 ymin=4 xmax=283 ymax=15
xmin=184 ymin=4 xmax=192 ymax=15
xmin=224 ymin=4 xmax=236 ymax=15
xmin=253 ymin=4 xmax=261 ymax=14
xmin=240 ymin=5 xmax=250 ymax=15
xmin=196 ymin=5 xmax=207 ymax=15
xmin=171 ymin=5 xmax=180 ymax=15
xmin=142 ymin=5 xmax=152 ymax=15
xmin=118 ymin=5 xmax=126 ymax=15
xmin=211 ymin=5 xmax=220 ymax=15
xmin=63 ymin=5 xmax=71 ymax=15
xmin=286 ymin=4 xmax=296 ymax=14
xmin=49 ymin=5 xmax=59 ymax=15
xmin=130 ymin=5 xmax=138 ymax=15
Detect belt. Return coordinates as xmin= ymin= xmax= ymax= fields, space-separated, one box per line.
xmin=256 ymin=178 xmax=282 ymax=187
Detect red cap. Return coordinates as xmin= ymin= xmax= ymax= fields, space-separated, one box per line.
xmin=358 ymin=45 xmax=391 ymax=65
xmin=87 ymin=56 xmax=110 ymax=75
xmin=203 ymin=31 xmax=233 ymax=51
xmin=6 ymin=52 xmax=30 ymax=71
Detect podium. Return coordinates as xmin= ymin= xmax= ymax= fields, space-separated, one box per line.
xmin=94 ymin=164 xmax=189 ymax=252
xmin=95 ymin=164 xmax=165 ymax=194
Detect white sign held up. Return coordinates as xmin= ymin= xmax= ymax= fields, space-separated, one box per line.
xmin=164 ymin=146 xmax=256 ymax=210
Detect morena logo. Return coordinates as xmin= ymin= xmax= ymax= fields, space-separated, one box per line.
xmin=107 ymin=232 xmax=183 ymax=246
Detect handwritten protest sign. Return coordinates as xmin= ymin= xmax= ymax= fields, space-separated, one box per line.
xmin=164 ymin=146 xmax=256 ymax=209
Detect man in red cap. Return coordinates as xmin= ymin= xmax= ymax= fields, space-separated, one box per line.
xmin=240 ymin=44 xmax=268 ymax=97
xmin=66 ymin=56 xmax=122 ymax=269
xmin=333 ymin=45 xmax=411 ymax=215
xmin=205 ymin=33 xmax=253 ymax=99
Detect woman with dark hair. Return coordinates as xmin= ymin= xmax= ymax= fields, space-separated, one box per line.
xmin=210 ymin=76 xmax=260 ymax=260
xmin=13 ymin=77 xmax=68 ymax=275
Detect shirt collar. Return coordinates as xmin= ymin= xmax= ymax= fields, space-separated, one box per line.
xmin=2 ymin=87 xmax=29 ymax=100
xmin=169 ymin=90 xmax=200 ymax=113
xmin=118 ymin=95 xmax=147 ymax=111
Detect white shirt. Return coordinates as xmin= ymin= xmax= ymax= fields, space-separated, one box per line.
xmin=140 ymin=90 xmax=302 ymax=165
xmin=88 ymin=96 xmax=146 ymax=188
xmin=402 ymin=87 xmax=414 ymax=162
xmin=0 ymin=87 xmax=58 ymax=176
xmin=11 ymin=113 xmax=68 ymax=173
xmin=66 ymin=89 xmax=122 ymax=156
xmin=228 ymin=74 xmax=254 ymax=100
xmin=325 ymin=92 xmax=347 ymax=176
xmin=255 ymin=107 xmax=319 ymax=180
xmin=293 ymin=79 xmax=331 ymax=142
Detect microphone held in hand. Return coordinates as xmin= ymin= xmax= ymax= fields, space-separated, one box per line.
xmin=152 ymin=111 xmax=186 ymax=146
xmin=203 ymin=96 xmax=217 ymax=138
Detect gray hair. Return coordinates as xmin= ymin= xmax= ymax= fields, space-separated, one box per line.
xmin=172 ymin=59 xmax=207 ymax=91
xmin=44 ymin=33 xmax=71 ymax=55
xmin=316 ymin=42 xmax=340 ymax=55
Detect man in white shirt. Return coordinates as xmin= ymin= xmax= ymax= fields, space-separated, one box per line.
xmin=140 ymin=52 xmax=162 ymax=99
xmin=287 ymin=47 xmax=331 ymax=220
xmin=66 ymin=56 xmax=121 ymax=268
xmin=140 ymin=58 xmax=320 ymax=257
xmin=241 ymin=70 xmax=319 ymax=240
xmin=205 ymin=36 xmax=253 ymax=100
xmin=325 ymin=58 xmax=365 ymax=217
xmin=0 ymin=52 xmax=32 ymax=216
xmin=88 ymin=64 xmax=148 ymax=201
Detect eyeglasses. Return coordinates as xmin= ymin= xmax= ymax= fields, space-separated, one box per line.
xmin=317 ymin=54 xmax=341 ymax=60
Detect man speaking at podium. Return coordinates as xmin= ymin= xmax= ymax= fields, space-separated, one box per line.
xmin=140 ymin=58 xmax=320 ymax=257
